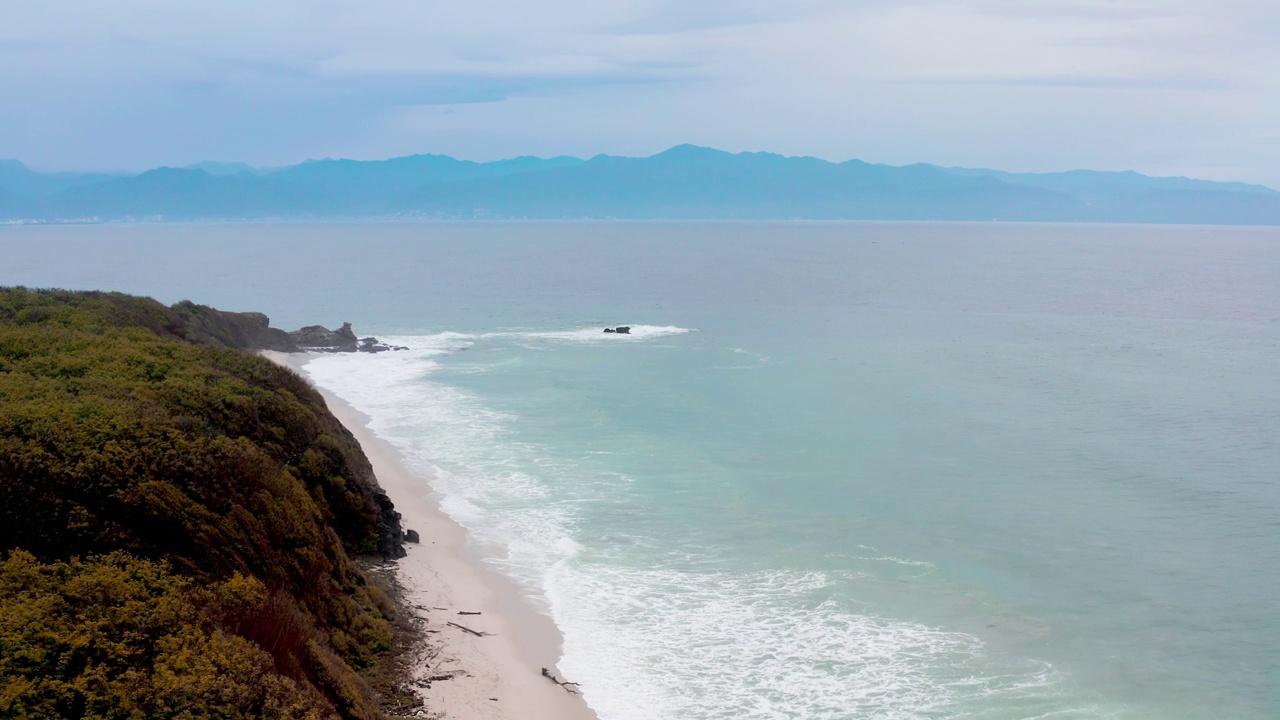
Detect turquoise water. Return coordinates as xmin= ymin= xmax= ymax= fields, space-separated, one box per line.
xmin=3 ymin=222 xmax=1279 ymax=718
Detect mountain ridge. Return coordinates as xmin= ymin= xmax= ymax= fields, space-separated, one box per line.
xmin=3 ymin=146 xmax=1278 ymax=225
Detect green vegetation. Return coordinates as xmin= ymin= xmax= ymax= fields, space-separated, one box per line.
xmin=0 ymin=288 xmax=407 ymax=719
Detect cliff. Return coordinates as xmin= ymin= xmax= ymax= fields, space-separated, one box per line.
xmin=0 ymin=288 xmax=412 ymax=719
xmin=173 ymin=300 xmax=301 ymax=352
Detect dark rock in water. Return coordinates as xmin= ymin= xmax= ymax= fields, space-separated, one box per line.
xmin=603 ymin=328 xmax=616 ymax=333
xmin=404 ymin=528 xmax=421 ymax=544
xmin=357 ymin=337 xmax=387 ymax=353
xmin=291 ymin=322 xmax=359 ymax=351
xmin=356 ymin=336 xmax=411 ymax=353
xmin=615 ymin=326 xmax=631 ymax=334
xmin=290 ymin=322 xmax=408 ymax=353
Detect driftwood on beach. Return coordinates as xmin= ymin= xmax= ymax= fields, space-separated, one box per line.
xmin=446 ymin=621 xmax=489 ymax=637
xmin=541 ymin=667 xmax=580 ymax=694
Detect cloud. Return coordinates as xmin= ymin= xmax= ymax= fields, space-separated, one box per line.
xmin=0 ymin=0 xmax=1277 ymax=185
xmin=893 ymin=74 xmax=1232 ymax=91
xmin=838 ymin=0 xmax=1280 ymax=89
xmin=595 ymin=0 xmax=840 ymax=35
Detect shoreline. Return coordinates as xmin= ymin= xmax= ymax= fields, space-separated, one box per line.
xmin=265 ymin=351 xmax=598 ymax=720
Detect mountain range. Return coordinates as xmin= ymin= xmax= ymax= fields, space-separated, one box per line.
xmin=3 ymin=145 xmax=1278 ymax=225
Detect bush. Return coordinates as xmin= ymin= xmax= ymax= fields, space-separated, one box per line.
xmin=0 ymin=288 xmax=408 ymax=719
xmin=0 ymin=550 xmax=338 ymax=720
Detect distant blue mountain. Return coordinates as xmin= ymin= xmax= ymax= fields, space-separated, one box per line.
xmin=0 ymin=160 xmax=126 ymax=200
xmin=407 ymin=145 xmax=1084 ymax=220
xmin=2 ymin=146 xmax=1278 ymax=224
xmin=184 ymin=161 xmax=264 ymax=176
xmin=941 ymin=166 xmax=1280 ymax=224
xmin=944 ymin=166 xmax=1277 ymax=199
xmin=33 ymin=167 xmax=335 ymax=219
xmin=269 ymin=153 xmax=583 ymax=210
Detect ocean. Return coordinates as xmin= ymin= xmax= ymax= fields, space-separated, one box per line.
xmin=3 ymin=221 xmax=1278 ymax=719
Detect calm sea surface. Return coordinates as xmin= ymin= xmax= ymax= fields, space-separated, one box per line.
xmin=3 ymin=221 xmax=1278 ymax=719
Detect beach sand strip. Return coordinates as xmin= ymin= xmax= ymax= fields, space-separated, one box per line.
xmin=264 ymin=352 xmax=598 ymax=720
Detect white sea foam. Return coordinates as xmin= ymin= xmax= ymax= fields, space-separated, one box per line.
xmin=381 ymin=331 xmax=475 ymax=356
xmin=713 ymin=347 xmax=773 ymax=370
xmin=304 ymin=342 xmax=580 ymax=600
xmin=302 ymin=337 xmax=1109 ymax=720
xmin=487 ymin=325 xmax=695 ymax=343
xmin=551 ymin=564 xmax=1086 ymax=720
xmin=846 ymin=546 xmax=938 ymax=570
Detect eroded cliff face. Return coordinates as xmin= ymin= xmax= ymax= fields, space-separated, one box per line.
xmin=173 ymin=302 xmax=407 ymax=354
xmin=174 ymin=301 xmax=301 ymax=352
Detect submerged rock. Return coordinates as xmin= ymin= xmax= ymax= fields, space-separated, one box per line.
xmin=604 ymin=326 xmax=631 ymax=334
xmin=356 ymin=336 xmax=409 ymax=353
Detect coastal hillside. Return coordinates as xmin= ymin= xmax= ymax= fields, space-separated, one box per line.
xmin=0 ymin=289 xmax=409 ymax=719
xmin=3 ymin=147 xmax=1279 ymax=224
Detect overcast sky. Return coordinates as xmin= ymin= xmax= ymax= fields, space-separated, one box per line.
xmin=2 ymin=0 xmax=1278 ymax=185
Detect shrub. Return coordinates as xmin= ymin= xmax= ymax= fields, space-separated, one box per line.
xmin=0 ymin=288 xmax=409 ymax=720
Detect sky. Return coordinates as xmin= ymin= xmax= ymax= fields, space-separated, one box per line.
xmin=2 ymin=0 xmax=1278 ymax=186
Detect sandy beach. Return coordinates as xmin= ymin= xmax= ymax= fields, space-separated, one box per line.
xmin=265 ymin=352 xmax=598 ymax=720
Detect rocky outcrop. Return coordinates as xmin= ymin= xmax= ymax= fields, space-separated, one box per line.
xmin=288 ymin=323 xmax=408 ymax=353
xmin=375 ymin=491 xmax=407 ymax=559
xmin=357 ymin=337 xmax=409 ymax=353
xmin=170 ymin=302 xmax=407 ymax=354
xmin=172 ymin=302 xmax=301 ymax=352
xmin=291 ymin=322 xmax=359 ymax=351
xmin=604 ymin=326 xmax=631 ymax=334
